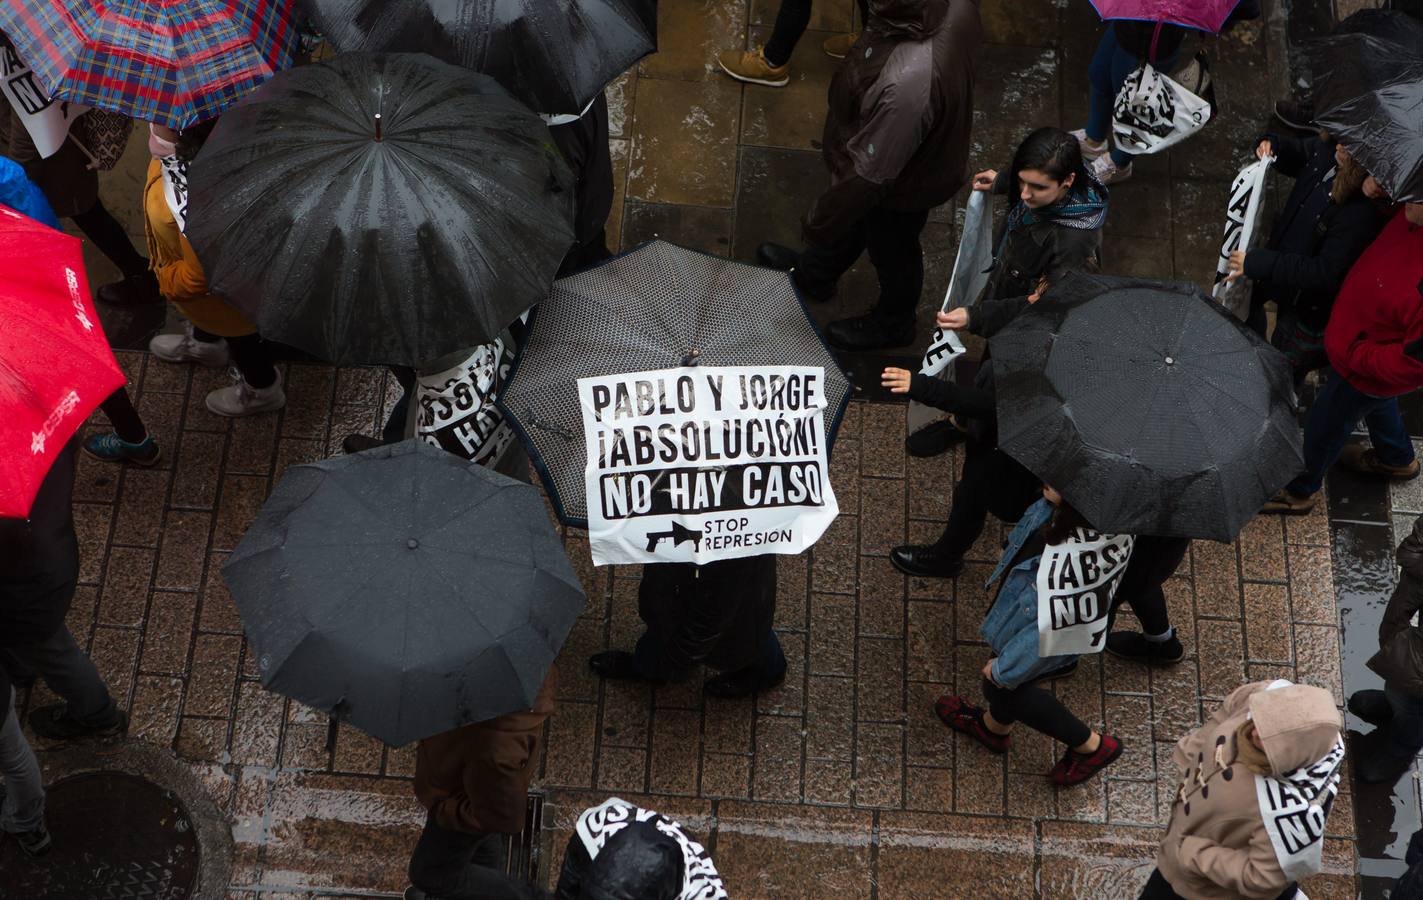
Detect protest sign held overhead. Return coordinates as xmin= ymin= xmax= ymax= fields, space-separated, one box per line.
xmin=1036 ymin=529 xmax=1134 ymax=657
xmin=1213 ymin=156 xmax=1273 ymax=321
xmin=579 ymin=365 xmax=838 ymax=566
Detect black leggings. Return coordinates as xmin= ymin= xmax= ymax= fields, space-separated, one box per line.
xmin=764 ymin=0 xmax=871 ymax=66
xmin=932 ymin=439 xmax=1042 ymax=562
xmin=982 ymin=677 xmax=1091 ymax=748
xmin=193 ymin=328 xmax=278 ymax=390
xmin=70 ymin=200 xmax=146 ymax=277
xmin=99 ymin=388 xmax=147 ymax=444
xmin=1108 ymin=535 xmax=1190 ymax=636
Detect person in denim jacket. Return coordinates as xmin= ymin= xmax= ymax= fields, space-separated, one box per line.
xmin=935 ymin=484 xmax=1125 ymax=785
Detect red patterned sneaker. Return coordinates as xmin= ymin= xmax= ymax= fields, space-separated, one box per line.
xmin=934 ymin=694 xmax=1011 ymax=754
xmin=1050 ymin=733 xmax=1123 ymax=785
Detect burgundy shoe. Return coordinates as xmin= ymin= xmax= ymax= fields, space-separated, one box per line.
xmin=934 ymin=694 xmax=1010 ymax=753
xmin=1050 ymin=733 xmax=1122 ymax=785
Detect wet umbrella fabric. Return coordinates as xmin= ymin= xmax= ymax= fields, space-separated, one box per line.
xmin=1310 ymin=9 xmax=1423 ymax=203
xmin=496 ymin=240 xmax=853 ymax=525
xmin=299 ymin=0 xmax=656 ymax=115
xmin=0 ymin=207 xmax=125 ymax=518
xmin=1086 ymin=0 xmax=1243 ymax=33
xmin=0 ymin=0 xmax=299 ymax=129
xmin=989 ymin=272 xmax=1301 ymax=542
xmin=185 ymin=52 xmax=575 ymax=367
xmin=222 ymin=439 xmax=586 ymax=747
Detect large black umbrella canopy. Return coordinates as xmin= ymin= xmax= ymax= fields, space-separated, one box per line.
xmin=1310 ymin=9 xmax=1423 ymax=202
xmin=186 ymin=52 xmax=575 ymax=367
xmin=299 ymin=0 xmax=656 ymax=115
xmin=222 ymin=439 xmax=586 ymax=746
xmin=989 ymin=273 xmax=1302 ymax=542
xmin=496 ymin=240 xmax=854 ymax=525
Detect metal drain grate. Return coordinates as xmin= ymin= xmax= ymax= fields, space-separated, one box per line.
xmin=0 ymin=770 xmax=200 ymax=899
xmin=501 ymin=792 xmax=546 ymax=884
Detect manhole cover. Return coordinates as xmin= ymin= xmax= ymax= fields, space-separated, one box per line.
xmin=0 ymin=770 xmax=200 ymax=899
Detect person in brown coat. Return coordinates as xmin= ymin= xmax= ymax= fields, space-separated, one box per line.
xmin=1143 ymin=681 xmax=1344 ymax=900
xmin=1351 ymin=514 xmax=1423 ymax=784
xmin=756 ymin=0 xmax=982 ymax=352
xmin=406 ymin=668 xmax=557 ymax=900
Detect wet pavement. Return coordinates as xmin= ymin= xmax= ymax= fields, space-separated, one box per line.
xmin=30 ymin=0 xmax=1401 ymax=896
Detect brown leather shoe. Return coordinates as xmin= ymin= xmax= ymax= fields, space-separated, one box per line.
xmin=1260 ymin=489 xmax=1316 ymax=515
xmin=1340 ymin=444 xmax=1421 ymax=480
xmin=822 ymin=30 xmax=862 ymax=60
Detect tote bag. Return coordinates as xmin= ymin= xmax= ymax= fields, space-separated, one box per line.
xmin=1112 ymin=54 xmax=1213 ymax=156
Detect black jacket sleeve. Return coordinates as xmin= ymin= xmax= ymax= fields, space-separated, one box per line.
xmin=1244 ymin=197 xmax=1385 ymax=319
xmin=966 ymin=295 xmax=1030 ymax=338
xmin=907 ymin=373 xmax=995 ymax=418
xmin=1259 ymin=132 xmax=1313 ymax=180
xmin=1382 ymin=517 xmax=1423 ymax=644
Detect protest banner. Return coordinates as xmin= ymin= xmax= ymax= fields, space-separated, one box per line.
xmin=415 ymin=336 xmax=518 ymax=466
xmin=908 ymin=189 xmax=992 ymax=433
xmin=578 ymin=364 xmax=838 ymax=566
xmin=1036 ymin=529 xmax=1134 ymax=657
xmin=0 ymin=33 xmax=84 ymax=159
xmin=1212 ymin=156 xmax=1274 ymax=321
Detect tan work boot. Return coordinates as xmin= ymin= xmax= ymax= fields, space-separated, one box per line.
xmin=716 ymin=46 xmax=789 ymax=87
xmin=1340 ymin=444 xmax=1421 ymax=479
xmin=1261 ymin=489 xmax=1316 ymax=515
xmin=823 ymin=30 xmax=862 ymax=59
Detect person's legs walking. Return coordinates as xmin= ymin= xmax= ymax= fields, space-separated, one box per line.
xmin=18 ymin=624 xmax=125 ymax=739
xmin=72 ymin=200 xmax=160 ymax=307
xmin=206 ymin=334 xmax=286 ymax=418
xmin=762 ymin=0 xmax=814 ymax=67
xmin=784 ymin=215 xmax=871 ymax=303
xmin=982 ymin=679 xmax=1092 ymax=748
xmin=1084 ymin=27 xmax=1123 ymax=145
xmin=890 ymin=439 xmax=992 ymax=578
xmin=1361 ymin=399 xmax=1416 ymax=469
xmin=824 ymin=207 xmax=928 ymax=351
xmin=1269 ymin=373 xmax=1386 ymax=508
xmin=0 ymin=687 xmax=46 ymax=844
xmin=1106 ymin=536 xmax=1189 ymax=664
xmin=84 ymin=387 xmax=161 ymax=465
xmin=408 ymin=813 xmax=542 ymax=900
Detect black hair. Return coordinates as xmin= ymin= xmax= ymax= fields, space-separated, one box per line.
xmin=1039 ymin=498 xmax=1092 ymax=545
xmin=175 ymin=118 xmax=219 ymax=164
xmin=1010 ymin=126 xmax=1089 ymax=192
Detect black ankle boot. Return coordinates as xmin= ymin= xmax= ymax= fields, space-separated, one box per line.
xmin=96 ymin=269 xmax=161 ymax=306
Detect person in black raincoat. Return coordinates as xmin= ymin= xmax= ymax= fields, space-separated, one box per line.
xmin=880 ymin=127 xmax=1107 ymax=580
xmin=589 ymin=555 xmax=783 ymax=699
xmin=550 ymin=94 xmax=615 ymax=277
xmin=756 ymin=0 xmax=983 ymax=352
xmin=1232 ymin=132 xmax=1392 ymax=382
xmin=0 ymin=441 xmax=127 ymax=743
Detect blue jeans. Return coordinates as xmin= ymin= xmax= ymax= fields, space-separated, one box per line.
xmin=1285 ymin=373 xmax=1415 ymax=498
xmin=1086 ymin=26 xmax=1180 ymax=167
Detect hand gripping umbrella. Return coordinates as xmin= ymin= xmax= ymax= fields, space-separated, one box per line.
xmin=496 ymin=240 xmax=854 ymax=526
xmin=1310 ymin=9 xmax=1423 ymax=203
xmin=1 ymin=207 xmax=125 ymax=518
xmin=185 ymin=52 xmax=576 ymax=367
xmin=222 ymin=439 xmax=586 ymax=747
xmin=0 ymin=0 xmax=299 ymax=129
xmin=989 ymin=273 xmax=1301 ymax=542
xmin=299 ymin=0 xmax=656 ymax=116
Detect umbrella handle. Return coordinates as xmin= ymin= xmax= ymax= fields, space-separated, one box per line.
xmin=326 ymin=715 xmax=339 ymax=753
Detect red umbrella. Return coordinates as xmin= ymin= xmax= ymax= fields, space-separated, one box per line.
xmin=0 ymin=206 xmax=126 ymax=518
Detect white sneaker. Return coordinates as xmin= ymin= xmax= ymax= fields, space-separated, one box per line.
xmin=1069 ymin=128 xmax=1109 ymax=161
xmin=205 ymin=368 xmax=285 ymax=417
xmin=149 ymin=324 xmax=229 ymax=367
xmin=1090 ymin=153 xmax=1133 ymax=186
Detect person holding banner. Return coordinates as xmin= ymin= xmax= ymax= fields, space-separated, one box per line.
xmin=1231 ymin=134 xmax=1391 ymax=382
xmin=1264 ymin=203 xmax=1423 ymax=515
xmin=588 ymin=555 xmax=784 ymax=699
xmin=934 ymin=485 xmax=1128 ymax=786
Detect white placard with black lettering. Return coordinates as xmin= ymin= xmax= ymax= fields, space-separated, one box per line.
xmin=1036 ymin=530 xmax=1134 ymax=657
xmin=0 ymin=35 xmax=85 ymax=159
xmin=415 ymin=338 xmax=516 ymax=466
xmin=1212 ymin=156 xmax=1273 ymax=321
xmin=1254 ymin=678 xmax=1343 ymax=883
xmin=578 ymin=365 xmax=838 ymax=567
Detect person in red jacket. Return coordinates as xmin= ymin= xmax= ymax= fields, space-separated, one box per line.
xmin=1265 ymin=203 xmax=1423 ymax=513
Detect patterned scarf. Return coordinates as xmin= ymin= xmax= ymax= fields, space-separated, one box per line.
xmin=1002 ymin=173 xmax=1109 ymax=239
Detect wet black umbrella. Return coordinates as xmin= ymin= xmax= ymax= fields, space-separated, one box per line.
xmin=298 ymin=0 xmax=656 ymax=115
xmin=186 ymin=52 xmax=575 ymax=367
xmin=1310 ymin=9 xmax=1423 ymax=202
xmin=989 ymin=273 xmax=1302 ymax=542
xmin=496 ymin=240 xmax=853 ymax=525
xmin=222 ymin=439 xmax=586 ymax=747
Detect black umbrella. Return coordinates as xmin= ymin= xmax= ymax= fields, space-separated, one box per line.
xmin=222 ymin=439 xmax=585 ymax=746
xmin=1310 ymin=9 xmax=1423 ymax=202
xmin=989 ymin=273 xmax=1302 ymax=542
xmin=186 ymin=52 xmax=575 ymax=367
xmin=299 ymin=0 xmax=656 ymax=115
xmin=496 ymin=240 xmax=853 ymax=525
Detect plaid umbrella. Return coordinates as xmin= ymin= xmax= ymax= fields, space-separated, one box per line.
xmin=0 ymin=0 xmax=300 ymax=129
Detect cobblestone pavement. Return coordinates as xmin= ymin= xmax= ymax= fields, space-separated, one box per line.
xmin=33 ymin=0 xmax=1376 ymax=896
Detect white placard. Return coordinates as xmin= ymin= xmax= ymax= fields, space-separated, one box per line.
xmin=1212 ymin=156 xmax=1274 ymax=321
xmin=0 ymin=35 xmax=85 ymax=159
xmin=578 ymin=365 xmax=838 ymax=566
xmin=416 ymin=338 xmax=517 ymax=466
xmin=1036 ymin=529 xmax=1134 ymax=656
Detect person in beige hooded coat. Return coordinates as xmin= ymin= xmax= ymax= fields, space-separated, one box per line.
xmin=1143 ymin=681 xmax=1343 ymax=900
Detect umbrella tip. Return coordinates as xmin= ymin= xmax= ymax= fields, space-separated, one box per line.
xmin=374 ymin=113 xmax=383 ymax=142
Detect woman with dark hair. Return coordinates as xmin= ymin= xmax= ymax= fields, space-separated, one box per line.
xmin=1230 ymin=132 xmax=1392 ymax=383
xmin=886 ymin=126 xmax=1107 ymax=580
xmin=934 ymin=484 xmax=1127 ymax=786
